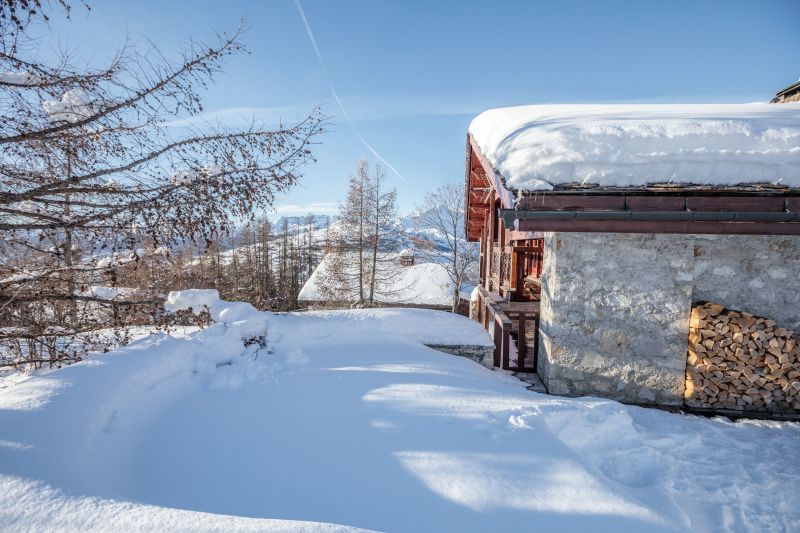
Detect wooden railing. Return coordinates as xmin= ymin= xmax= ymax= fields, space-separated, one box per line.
xmin=475 ymin=286 xmax=539 ymax=372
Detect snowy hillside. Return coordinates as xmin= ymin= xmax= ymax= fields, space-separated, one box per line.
xmin=1 ymin=293 xmax=798 ymax=532
xmin=298 ymin=253 xmax=473 ymax=306
xmin=218 ymin=209 xmax=472 ymax=269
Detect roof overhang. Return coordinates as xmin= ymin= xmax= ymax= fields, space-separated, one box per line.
xmin=465 ymin=131 xmax=800 ymax=236
xmin=500 ymin=194 xmax=800 ymax=235
xmin=772 ymin=80 xmax=800 ymax=102
xmin=464 ymin=134 xmax=518 ymax=242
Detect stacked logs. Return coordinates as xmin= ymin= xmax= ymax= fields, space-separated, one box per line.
xmin=685 ymin=302 xmax=800 ymax=413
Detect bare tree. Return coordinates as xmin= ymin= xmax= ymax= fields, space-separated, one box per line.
xmin=411 ymin=183 xmax=478 ymax=313
xmin=319 ymin=161 xmax=368 ymax=303
xmin=0 ymin=5 xmax=324 ymax=368
xmin=365 ymin=163 xmax=399 ymax=306
xmin=319 ymin=160 xmax=401 ymax=306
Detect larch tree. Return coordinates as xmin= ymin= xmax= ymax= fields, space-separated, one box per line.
xmin=319 ymin=160 xmax=401 ymax=306
xmin=319 ymin=161 xmax=368 ymax=303
xmin=365 ymin=163 xmax=400 ymax=306
xmin=0 ymin=3 xmax=324 ymax=368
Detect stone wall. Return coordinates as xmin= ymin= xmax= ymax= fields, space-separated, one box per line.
xmin=425 ymin=344 xmax=494 ymax=369
xmin=538 ymin=232 xmax=800 ymax=406
xmin=692 ymin=235 xmax=800 ymax=331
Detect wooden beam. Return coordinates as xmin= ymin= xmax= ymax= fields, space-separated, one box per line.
xmin=518 ymin=195 xmax=626 ymax=211
xmin=509 ymin=230 xmax=543 ymax=241
xmin=516 ymin=193 xmax=798 ymax=213
xmin=515 ymin=219 xmax=800 ymax=235
xmin=685 ymin=196 xmax=786 ymax=212
xmin=469 ymin=134 xmax=516 ymax=209
xmin=510 ymin=251 xmax=518 ymax=290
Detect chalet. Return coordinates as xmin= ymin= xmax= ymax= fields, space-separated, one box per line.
xmin=771 ymin=79 xmax=800 ymax=104
xmin=465 ymin=102 xmax=800 ymax=411
xmin=398 ymin=248 xmax=415 ymax=267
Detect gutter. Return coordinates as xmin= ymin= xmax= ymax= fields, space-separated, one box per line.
xmin=498 ymin=208 xmax=800 ymax=228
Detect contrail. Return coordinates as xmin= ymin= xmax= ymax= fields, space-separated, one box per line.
xmin=293 ymin=0 xmax=407 ymax=183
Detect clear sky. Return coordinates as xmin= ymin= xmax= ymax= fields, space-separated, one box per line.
xmin=43 ymin=0 xmax=800 ymax=218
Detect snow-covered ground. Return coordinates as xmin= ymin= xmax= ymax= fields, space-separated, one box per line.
xmin=469 ymin=103 xmax=800 ymax=191
xmin=1 ymin=295 xmax=798 ymax=532
xmin=299 ymin=254 xmax=473 ymax=306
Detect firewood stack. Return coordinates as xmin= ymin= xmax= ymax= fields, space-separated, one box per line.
xmin=685 ymin=302 xmax=800 ymax=413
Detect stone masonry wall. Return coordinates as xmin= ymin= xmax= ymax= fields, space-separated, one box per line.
xmin=425 ymin=344 xmax=494 ymax=369
xmin=538 ymin=233 xmax=693 ymax=404
xmin=538 ymin=232 xmax=800 ymax=406
xmin=692 ymin=235 xmax=800 ymax=331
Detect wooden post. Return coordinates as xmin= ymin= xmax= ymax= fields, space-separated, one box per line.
xmin=493 ymin=315 xmax=502 ymax=368
xmin=518 ymin=312 xmax=526 ymax=369
xmin=486 ymin=203 xmax=494 ymax=290
xmin=533 ymin=313 xmax=540 ymax=372
xmin=479 ymin=221 xmax=487 ymax=285
xmin=483 ymin=294 xmax=489 ymax=330
xmin=501 ymin=319 xmax=510 ymax=370
xmin=509 ymin=250 xmax=518 ymax=301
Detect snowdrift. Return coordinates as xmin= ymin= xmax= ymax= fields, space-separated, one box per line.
xmin=0 ymin=292 xmax=798 ymax=532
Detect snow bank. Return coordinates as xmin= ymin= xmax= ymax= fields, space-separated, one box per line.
xmin=164 ymin=289 xmax=219 ymax=314
xmin=1 ymin=292 xmax=797 ymax=532
xmin=292 ymin=307 xmax=493 ymax=346
xmin=165 ymin=290 xmax=491 ymax=347
xmin=469 ymin=103 xmax=800 ymax=191
xmin=0 ymin=476 xmax=366 ymax=533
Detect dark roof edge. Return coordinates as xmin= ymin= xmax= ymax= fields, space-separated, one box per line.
xmin=776 ymin=80 xmax=800 ymax=98
xmin=513 ymin=185 xmax=800 ymax=197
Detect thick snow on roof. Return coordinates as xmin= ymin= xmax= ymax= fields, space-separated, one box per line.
xmin=469 ymin=103 xmax=800 ymax=191
xmin=299 ymin=254 xmax=473 ymax=306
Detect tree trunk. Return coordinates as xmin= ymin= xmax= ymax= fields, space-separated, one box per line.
xmin=368 ymin=178 xmax=379 ymax=306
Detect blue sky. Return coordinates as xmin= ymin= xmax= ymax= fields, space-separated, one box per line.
xmin=44 ymin=0 xmax=800 ymax=217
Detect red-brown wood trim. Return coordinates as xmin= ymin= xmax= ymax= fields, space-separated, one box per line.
xmin=517 ymin=195 xmax=627 ymax=211
xmin=468 ymin=134 xmax=516 ymax=209
xmin=509 ymin=230 xmax=543 ymax=241
xmin=515 ymin=194 xmax=796 ymax=212
xmin=625 ymin=196 xmax=687 ymax=211
xmin=515 ymin=219 xmax=800 ymax=235
xmin=685 ymin=196 xmax=787 ymax=212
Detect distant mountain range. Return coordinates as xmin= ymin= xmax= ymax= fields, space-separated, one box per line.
xmin=201 ymin=207 xmax=472 ymax=271
xmin=271 ymin=214 xmax=336 ymax=232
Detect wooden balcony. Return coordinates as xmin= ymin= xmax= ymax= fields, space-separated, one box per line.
xmin=474 ymin=286 xmax=539 ymax=372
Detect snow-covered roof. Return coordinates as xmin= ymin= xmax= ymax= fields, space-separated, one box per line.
xmin=299 ymin=254 xmax=472 ymax=306
xmin=468 ymin=103 xmax=800 ymax=191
